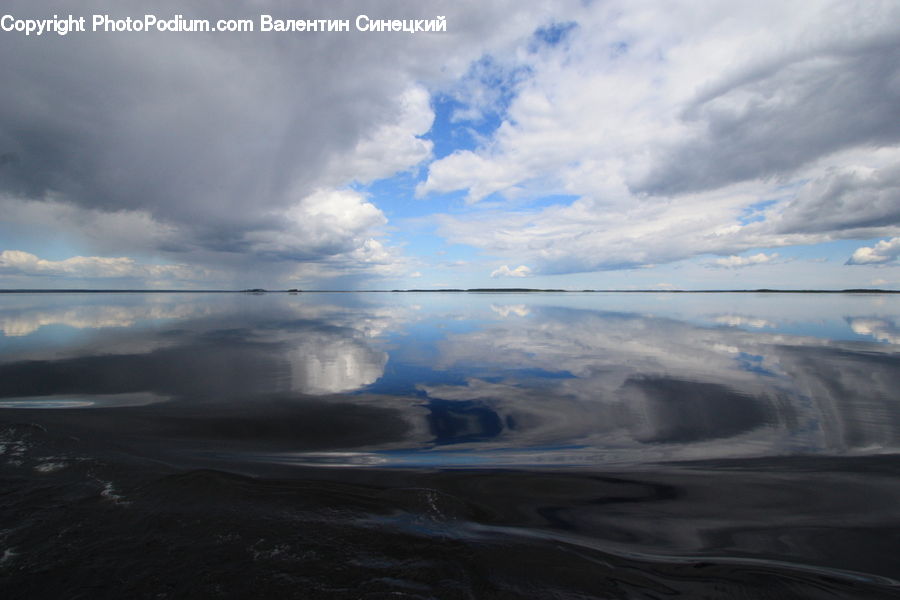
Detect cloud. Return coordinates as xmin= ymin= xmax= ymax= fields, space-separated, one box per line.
xmin=712 ymin=252 xmax=779 ymax=268
xmin=242 ymin=189 xmax=387 ymax=259
xmin=0 ymin=0 xmax=561 ymax=284
xmin=0 ymin=2 xmax=451 ymax=227
xmin=421 ymin=2 xmax=900 ymax=275
xmin=5 ymin=1 xmax=900 ymax=285
xmin=318 ymin=85 xmax=435 ymax=187
xmin=637 ymin=34 xmax=900 ymax=195
xmin=0 ymin=196 xmax=182 ymax=256
xmin=0 ymin=250 xmax=206 ymax=280
xmin=773 ymin=163 xmax=900 ymax=234
xmin=846 ymin=237 xmax=900 ymax=265
xmin=490 ymin=264 xmax=532 ymax=278
xmin=437 ymin=188 xmax=760 ymax=274
xmin=281 ymin=238 xmax=414 ymax=287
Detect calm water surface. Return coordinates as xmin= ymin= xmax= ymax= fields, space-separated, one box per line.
xmin=1 ymin=291 xmax=899 ymax=598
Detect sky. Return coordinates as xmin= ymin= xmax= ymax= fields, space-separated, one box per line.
xmin=1 ymin=0 xmax=899 ymax=290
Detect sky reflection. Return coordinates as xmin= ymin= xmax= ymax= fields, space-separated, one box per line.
xmin=0 ymin=292 xmax=898 ymax=467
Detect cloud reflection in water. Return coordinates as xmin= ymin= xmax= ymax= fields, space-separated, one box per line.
xmin=0 ymin=292 xmax=898 ymax=467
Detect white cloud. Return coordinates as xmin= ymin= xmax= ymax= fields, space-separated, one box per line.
xmin=244 ymin=189 xmax=387 ymax=259
xmin=438 ymin=186 xmax=760 ymax=274
xmin=490 ymin=264 xmax=532 ymax=278
xmin=345 ymin=239 xmax=409 ymax=275
xmin=0 ymin=250 xmax=206 ymax=280
xmin=847 ymin=237 xmax=900 ymax=265
xmin=0 ymin=0 xmax=566 ymax=285
xmin=713 ymin=253 xmax=779 ymax=268
xmin=4 ymin=1 xmax=900 ymax=286
xmin=422 ymin=1 xmax=900 ymax=275
xmin=320 ymin=85 xmax=435 ymax=186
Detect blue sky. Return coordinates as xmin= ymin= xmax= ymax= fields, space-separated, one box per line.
xmin=1 ymin=0 xmax=899 ymax=289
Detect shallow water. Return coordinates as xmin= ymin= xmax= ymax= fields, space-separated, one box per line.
xmin=1 ymin=291 xmax=899 ymax=598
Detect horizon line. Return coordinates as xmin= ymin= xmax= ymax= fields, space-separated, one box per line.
xmin=1 ymin=288 xmax=898 ymax=294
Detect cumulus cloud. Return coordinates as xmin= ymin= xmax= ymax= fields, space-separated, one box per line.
xmin=243 ymin=189 xmax=387 ymax=259
xmin=0 ymin=0 xmax=562 ymax=284
xmin=490 ymin=264 xmax=532 ymax=278
xmin=846 ymin=237 xmax=900 ymax=265
xmin=421 ymin=1 xmax=900 ymax=275
xmin=318 ymin=86 xmax=435 ymax=187
xmin=5 ymin=0 xmax=900 ymax=285
xmin=0 ymin=1 xmax=456 ymax=227
xmin=713 ymin=253 xmax=779 ymax=268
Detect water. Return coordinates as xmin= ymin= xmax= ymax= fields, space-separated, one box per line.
xmin=1 ymin=291 xmax=899 ymax=598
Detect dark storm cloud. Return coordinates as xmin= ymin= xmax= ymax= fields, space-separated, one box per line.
xmin=634 ymin=36 xmax=900 ymax=195
xmin=0 ymin=0 xmax=538 ymax=258
xmin=2 ymin=1 xmax=336 ymax=228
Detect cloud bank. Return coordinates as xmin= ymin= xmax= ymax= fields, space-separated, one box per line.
xmin=422 ymin=1 xmax=900 ymax=276
xmin=2 ymin=0 xmax=899 ymax=288
xmin=0 ymin=0 xmax=557 ymax=286
xmin=0 ymin=250 xmax=203 ymax=281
